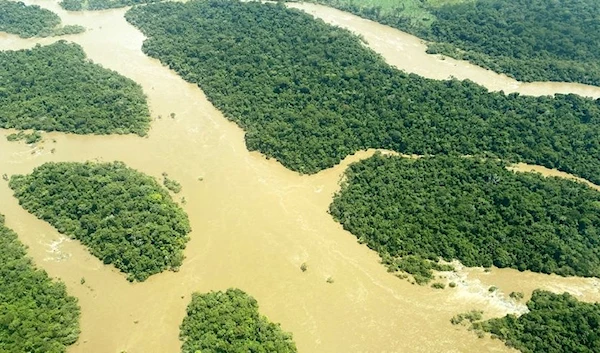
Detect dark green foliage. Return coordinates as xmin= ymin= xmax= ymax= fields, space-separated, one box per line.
xmin=317 ymin=0 xmax=600 ymax=85
xmin=0 ymin=41 xmax=150 ymax=135
xmin=9 ymin=162 xmax=191 ymax=282
xmin=0 ymin=215 xmax=80 ymax=353
xmin=476 ymin=290 xmax=600 ymax=353
xmin=126 ymin=0 xmax=600 ymax=183
xmin=0 ymin=0 xmax=84 ymax=38
xmin=180 ymin=289 xmax=297 ymax=353
xmin=60 ymin=0 xmax=162 ymax=11
xmin=6 ymin=131 xmax=42 ymax=144
xmin=329 ymin=154 xmax=600 ymax=277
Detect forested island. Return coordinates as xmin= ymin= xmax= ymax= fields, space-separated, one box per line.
xmin=314 ymin=0 xmax=600 ymax=86
xmin=0 ymin=0 xmax=84 ymax=38
xmin=126 ymin=0 xmax=600 ymax=185
xmin=9 ymin=162 xmax=191 ymax=282
xmin=0 ymin=214 xmax=80 ymax=353
xmin=60 ymin=0 xmax=161 ymax=11
xmin=180 ymin=289 xmax=297 ymax=353
xmin=474 ymin=290 xmax=600 ymax=352
xmin=329 ymin=154 xmax=600 ymax=280
xmin=0 ymin=41 xmax=150 ymax=135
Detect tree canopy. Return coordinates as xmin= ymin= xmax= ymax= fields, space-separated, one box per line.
xmin=475 ymin=290 xmax=600 ymax=353
xmin=0 ymin=0 xmax=84 ymax=38
xmin=0 ymin=41 xmax=150 ymax=135
xmin=126 ymin=0 xmax=600 ymax=185
xmin=9 ymin=162 xmax=191 ymax=282
xmin=60 ymin=0 xmax=161 ymax=11
xmin=315 ymin=0 xmax=600 ymax=85
xmin=0 ymin=214 xmax=80 ymax=353
xmin=329 ymin=154 xmax=600 ymax=277
xmin=180 ymin=289 xmax=297 ymax=353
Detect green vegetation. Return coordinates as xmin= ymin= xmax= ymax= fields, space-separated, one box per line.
xmin=474 ymin=290 xmax=600 ymax=352
xmin=162 ymin=173 xmax=182 ymax=194
xmin=428 ymin=0 xmax=600 ymax=85
xmin=60 ymin=0 xmax=162 ymax=11
xmin=0 ymin=214 xmax=80 ymax=353
xmin=451 ymin=310 xmax=484 ymax=325
xmin=6 ymin=131 xmax=42 ymax=144
xmin=313 ymin=0 xmax=463 ymax=31
xmin=180 ymin=289 xmax=297 ymax=353
xmin=510 ymin=291 xmax=525 ymax=301
xmin=330 ymin=154 xmax=600 ymax=278
xmin=385 ymin=255 xmax=453 ymax=284
xmin=315 ymin=0 xmax=600 ymax=85
xmin=0 ymin=0 xmax=84 ymax=38
xmin=431 ymin=282 xmax=445 ymax=289
xmin=127 ymin=0 xmax=600 ymax=184
xmin=9 ymin=161 xmax=191 ymax=282
xmin=0 ymin=41 xmax=150 ymax=135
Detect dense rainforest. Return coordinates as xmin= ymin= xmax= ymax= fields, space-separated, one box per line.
xmin=474 ymin=290 xmax=600 ymax=352
xmin=0 ymin=214 xmax=80 ymax=353
xmin=180 ymin=289 xmax=297 ymax=353
xmin=60 ymin=0 xmax=161 ymax=11
xmin=9 ymin=162 xmax=191 ymax=282
xmin=329 ymin=154 xmax=600 ymax=278
xmin=0 ymin=0 xmax=84 ymax=38
xmin=0 ymin=41 xmax=150 ymax=135
xmin=314 ymin=0 xmax=600 ymax=85
xmin=126 ymin=0 xmax=600 ymax=185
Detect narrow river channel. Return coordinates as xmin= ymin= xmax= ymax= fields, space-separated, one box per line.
xmin=0 ymin=1 xmax=598 ymax=353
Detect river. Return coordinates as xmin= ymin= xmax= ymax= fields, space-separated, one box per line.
xmin=0 ymin=1 xmax=599 ymax=353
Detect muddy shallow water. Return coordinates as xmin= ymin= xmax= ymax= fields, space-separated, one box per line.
xmin=0 ymin=2 xmax=599 ymax=353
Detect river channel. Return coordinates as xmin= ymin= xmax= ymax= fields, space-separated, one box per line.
xmin=0 ymin=1 xmax=599 ymax=353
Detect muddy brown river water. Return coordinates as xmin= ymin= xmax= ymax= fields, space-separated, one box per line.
xmin=0 ymin=1 xmax=599 ymax=353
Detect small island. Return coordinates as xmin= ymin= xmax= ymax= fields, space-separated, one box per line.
xmin=180 ymin=289 xmax=297 ymax=353
xmin=0 ymin=0 xmax=84 ymax=38
xmin=9 ymin=162 xmax=191 ymax=282
xmin=330 ymin=154 xmax=600 ymax=280
xmin=1 ymin=41 xmax=150 ymax=135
